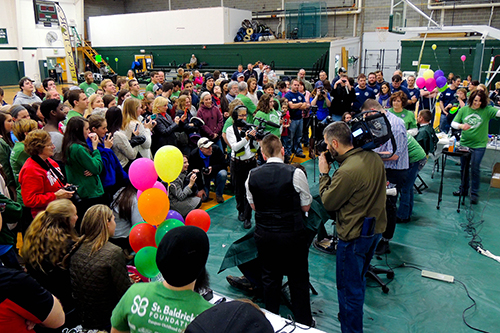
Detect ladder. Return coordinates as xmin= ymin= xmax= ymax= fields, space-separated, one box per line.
xmin=70 ymin=26 xmax=115 ymax=74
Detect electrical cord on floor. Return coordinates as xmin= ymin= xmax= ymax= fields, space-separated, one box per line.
xmin=275 ymin=314 xmax=315 ymax=333
xmin=394 ymin=263 xmax=490 ymax=333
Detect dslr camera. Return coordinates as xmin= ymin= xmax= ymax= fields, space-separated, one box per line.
xmin=65 ymin=185 xmax=82 ymax=204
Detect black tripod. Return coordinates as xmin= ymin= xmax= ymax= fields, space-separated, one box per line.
xmin=308 ymin=106 xmax=319 ymax=182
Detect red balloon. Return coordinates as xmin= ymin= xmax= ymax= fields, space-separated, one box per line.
xmin=185 ymin=209 xmax=211 ymax=232
xmin=129 ymin=223 xmax=157 ymax=253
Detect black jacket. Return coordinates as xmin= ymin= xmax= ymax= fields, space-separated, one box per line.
xmin=188 ymin=145 xmax=226 ymax=190
xmin=151 ymin=113 xmax=179 ymax=156
xmin=330 ymin=84 xmax=355 ymax=116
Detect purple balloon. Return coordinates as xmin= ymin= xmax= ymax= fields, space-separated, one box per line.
xmin=436 ymin=76 xmax=447 ymax=88
xmin=416 ymin=77 xmax=426 ymax=89
xmin=425 ymin=78 xmax=437 ymax=91
xmin=166 ymin=210 xmax=184 ymax=223
xmin=434 ymin=70 xmax=444 ymax=79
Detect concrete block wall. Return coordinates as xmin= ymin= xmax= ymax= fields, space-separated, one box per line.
xmin=83 ymin=0 xmax=500 ymax=38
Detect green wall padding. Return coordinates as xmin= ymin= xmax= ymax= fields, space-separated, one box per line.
xmin=0 ymin=60 xmax=23 ymax=85
xmin=93 ymin=42 xmax=330 ymax=76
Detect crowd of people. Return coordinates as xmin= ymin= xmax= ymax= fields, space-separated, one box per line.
xmin=0 ymin=59 xmax=499 ymax=333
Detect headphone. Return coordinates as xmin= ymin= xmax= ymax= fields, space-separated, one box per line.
xmin=231 ymin=105 xmax=248 ymax=121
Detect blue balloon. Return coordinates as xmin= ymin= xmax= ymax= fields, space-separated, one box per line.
xmin=166 ymin=210 xmax=184 ymax=223
xmin=434 ymin=70 xmax=445 ymax=79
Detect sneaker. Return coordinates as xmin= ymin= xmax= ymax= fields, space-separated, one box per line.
xmin=244 ymin=219 xmax=252 ymax=229
xmin=375 ymin=239 xmax=391 ymax=255
xmin=238 ymin=212 xmax=245 ymax=221
xmin=226 ymin=275 xmax=253 ymax=292
xmin=216 ymin=196 xmax=224 ymax=203
xmin=470 ymin=196 xmax=479 ymax=204
xmin=296 ymin=152 xmax=306 ymax=158
xmin=453 ymin=190 xmax=466 ymax=197
xmin=396 ymin=217 xmax=411 ymax=224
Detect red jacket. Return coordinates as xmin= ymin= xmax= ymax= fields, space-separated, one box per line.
xmin=19 ymin=157 xmax=63 ymax=217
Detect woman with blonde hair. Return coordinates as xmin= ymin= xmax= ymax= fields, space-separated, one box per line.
xmin=70 ymin=204 xmax=131 ymax=330
xmin=151 ymin=96 xmax=183 ymax=155
xmin=84 ymin=94 xmax=105 ymax=118
xmin=177 ymin=94 xmax=197 ymax=118
xmin=122 ymin=97 xmax=155 ymax=159
xmin=22 ymin=199 xmax=80 ymax=328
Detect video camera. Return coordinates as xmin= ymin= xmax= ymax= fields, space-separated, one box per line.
xmin=235 ymin=117 xmax=279 ymax=141
xmin=313 ymin=111 xmax=395 ymax=160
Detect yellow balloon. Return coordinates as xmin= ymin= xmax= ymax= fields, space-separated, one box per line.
xmin=423 ymin=69 xmax=434 ymax=80
xmin=431 ymin=44 xmax=437 ymax=50
xmin=154 ymin=145 xmax=183 ymax=183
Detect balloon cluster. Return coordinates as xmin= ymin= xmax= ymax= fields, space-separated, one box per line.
xmin=126 ymin=146 xmax=212 ymax=278
xmin=416 ymin=69 xmax=448 ymax=92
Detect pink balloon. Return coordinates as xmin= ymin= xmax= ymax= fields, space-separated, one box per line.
xmin=461 ymin=55 xmax=466 ymax=62
xmin=153 ymin=181 xmax=167 ymax=195
xmin=129 ymin=158 xmax=158 ymax=191
xmin=425 ymin=78 xmax=436 ymax=91
xmin=137 ymin=190 xmax=143 ymax=200
xmin=416 ymin=77 xmax=426 ymax=89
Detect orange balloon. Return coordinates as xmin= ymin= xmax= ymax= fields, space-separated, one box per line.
xmin=138 ymin=188 xmax=170 ymax=225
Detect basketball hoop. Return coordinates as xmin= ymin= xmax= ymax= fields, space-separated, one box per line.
xmin=376 ymin=27 xmax=389 ymax=42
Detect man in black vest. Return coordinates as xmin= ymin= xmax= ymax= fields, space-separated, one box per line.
xmin=245 ymin=134 xmax=314 ymax=327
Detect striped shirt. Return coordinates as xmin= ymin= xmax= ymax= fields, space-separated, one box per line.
xmin=374 ymin=111 xmax=409 ymax=170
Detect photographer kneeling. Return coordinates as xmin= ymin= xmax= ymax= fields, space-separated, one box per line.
xmin=226 ymin=105 xmax=259 ymax=229
xmin=319 ymin=122 xmax=387 ymax=333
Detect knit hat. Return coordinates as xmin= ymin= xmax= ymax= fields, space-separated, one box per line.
xmin=205 ymin=73 xmax=214 ymax=82
xmin=185 ymin=301 xmax=274 ymax=333
xmin=10 ymin=105 xmax=27 ymax=119
xmin=156 ymin=226 xmax=209 ymax=287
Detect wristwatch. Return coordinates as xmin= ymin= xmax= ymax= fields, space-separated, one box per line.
xmin=319 ymin=172 xmax=329 ymax=178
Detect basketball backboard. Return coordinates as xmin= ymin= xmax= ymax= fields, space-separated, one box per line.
xmin=389 ymin=0 xmax=407 ymax=34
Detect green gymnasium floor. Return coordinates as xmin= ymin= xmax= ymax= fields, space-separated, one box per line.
xmin=203 ymin=157 xmax=500 ymax=332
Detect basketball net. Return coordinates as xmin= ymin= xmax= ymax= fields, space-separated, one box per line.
xmin=376 ymin=27 xmax=389 ymax=43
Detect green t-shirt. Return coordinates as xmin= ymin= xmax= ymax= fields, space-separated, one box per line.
xmin=79 ymin=82 xmax=99 ymax=97
xmin=454 ymin=105 xmax=498 ymax=148
xmin=254 ymin=110 xmax=281 ymax=137
xmin=407 ymin=133 xmax=426 ymax=163
xmin=66 ymin=144 xmax=104 ymax=199
xmin=64 ymin=110 xmax=83 ymax=125
xmin=10 ymin=142 xmax=30 ymax=205
xmin=390 ymin=108 xmax=417 ymax=130
xmin=145 ymin=82 xmax=155 ymax=92
xmin=172 ymin=91 xmax=180 ymax=99
xmin=111 ymin=282 xmax=212 ymax=333
xmin=131 ymin=93 xmax=144 ymax=100
xmin=223 ymin=118 xmax=234 ymax=153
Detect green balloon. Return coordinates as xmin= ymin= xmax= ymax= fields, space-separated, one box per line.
xmin=438 ymin=84 xmax=448 ymax=93
xmin=106 ymin=56 xmax=109 ymax=61
xmin=115 ymin=57 xmax=119 ymax=62
xmin=135 ymin=246 xmax=159 ymax=278
xmin=95 ymin=55 xmax=102 ymax=62
xmin=155 ymin=219 xmax=185 ymax=246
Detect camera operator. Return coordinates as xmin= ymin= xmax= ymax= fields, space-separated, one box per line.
xmin=319 ymin=122 xmax=387 ymax=333
xmin=331 ymin=73 xmax=355 ymax=121
xmin=310 ymin=81 xmax=332 ymax=122
xmin=226 ymin=106 xmax=259 ymax=229
xmin=188 ymin=138 xmax=228 ymax=203
xmin=245 ymin=134 xmax=314 ymax=327
xmin=361 ymin=99 xmax=409 ymax=255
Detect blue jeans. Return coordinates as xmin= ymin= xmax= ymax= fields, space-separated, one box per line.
xmin=213 ymin=138 xmax=224 ymax=152
xmin=204 ymin=169 xmax=227 ymax=198
xmin=459 ymin=147 xmax=486 ymax=198
xmin=281 ymin=136 xmax=292 ymax=156
xmin=397 ymin=158 xmax=427 ymax=220
xmin=439 ymin=114 xmax=450 ymax=134
xmin=337 ymin=233 xmax=382 ymax=333
xmin=289 ymin=119 xmax=303 ymax=154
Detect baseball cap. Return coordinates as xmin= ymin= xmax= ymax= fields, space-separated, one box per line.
xmin=185 ymin=301 xmax=274 ymax=333
xmin=18 ymin=77 xmax=35 ymax=89
xmin=315 ymin=81 xmax=324 ymax=89
xmin=338 ymin=67 xmax=347 ymax=73
xmin=198 ymin=137 xmax=213 ymax=149
xmin=156 ymin=226 xmax=209 ymax=287
xmin=236 ymin=73 xmax=244 ymax=79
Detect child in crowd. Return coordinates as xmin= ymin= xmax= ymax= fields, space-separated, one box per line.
xmin=280 ymin=98 xmax=291 ymax=158
xmin=415 ymin=109 xmax=438 ymax=155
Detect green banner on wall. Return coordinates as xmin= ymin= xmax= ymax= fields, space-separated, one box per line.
xmin=0 ymin=29 xmax=8 ymax=44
